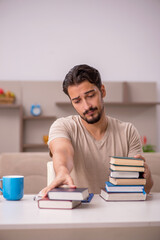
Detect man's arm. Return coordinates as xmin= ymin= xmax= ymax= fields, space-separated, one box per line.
xmin=134 ymin=154 xmax=153 ymax=194
xmin=41 ymin=137 xmax=76 ymax=197
xmin=127 ymin=125 xmax=153 ymax=193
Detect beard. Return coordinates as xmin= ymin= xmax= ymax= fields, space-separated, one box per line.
xmin=80 ymin=106 xmax=104 ymax=124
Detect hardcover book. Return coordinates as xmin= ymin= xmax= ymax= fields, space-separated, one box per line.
xmin=38 ymin=197 xmax=81 ymax=209
xmin=48 ymin=187 xmax=89 ymax=201
xmin=110 ymin=171 xmax=140 ymax=179
xmin=109 ymin=176 xmax=146 ymax=186
xmin=110 ymin=156 xmax=144 ymax=166
xmin=105 ymin=181 xmax=145 ymax=193
xmin=100 ymin=188 xmax=146 ymax=201
xmin=110 ymin=164 xmax=144 ymax=172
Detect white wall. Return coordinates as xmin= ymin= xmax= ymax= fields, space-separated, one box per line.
xmin=0 ymin=0 xmax=160 ymax=82
xmin=0 ymin=0 xmax=160 ymax=148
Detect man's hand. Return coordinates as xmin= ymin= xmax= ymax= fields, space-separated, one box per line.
xmin=134 ymin=154 xmax=153 ymax=194
xmin=41 ymin=137 xmax=76 ymax=198
xmin=41 ymin=171 xmax=76 ymax=198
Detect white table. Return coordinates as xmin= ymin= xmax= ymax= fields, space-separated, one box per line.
xmin=0 ymin=193 xmax=160 ymax=240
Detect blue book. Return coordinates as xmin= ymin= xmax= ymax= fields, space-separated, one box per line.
xmin=105 ymin=181 xmax=145 ymax=193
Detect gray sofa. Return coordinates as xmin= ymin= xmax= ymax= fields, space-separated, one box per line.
xmin=0 ymin=152 xmax=160 ymax=194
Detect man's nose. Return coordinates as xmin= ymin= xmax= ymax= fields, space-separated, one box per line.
xmin=83 ymin=99 xmax=91 ymax=111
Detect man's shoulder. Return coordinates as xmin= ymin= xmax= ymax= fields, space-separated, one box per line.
xmin=53 ymin=115 xmax=80 ymax=126
xmin=108 ymin=116 xmax=133 ymax=129
xmin=48 ymin=115 xmax=80 ymax=143
xmin=108 ymin=115 xmax=141 ymax=140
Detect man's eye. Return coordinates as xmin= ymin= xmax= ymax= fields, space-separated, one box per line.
xmin=74 ymin=99 xmax=81 ymax=104
xmin=88 ymin=93 xmax=95 ymax=98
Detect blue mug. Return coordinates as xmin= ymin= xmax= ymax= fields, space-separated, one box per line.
xmin=0 ymin=175 xmax=24 ymax=201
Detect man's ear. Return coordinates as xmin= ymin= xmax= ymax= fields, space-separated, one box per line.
xmin=101 ymin=84 xmax=106 ymax=98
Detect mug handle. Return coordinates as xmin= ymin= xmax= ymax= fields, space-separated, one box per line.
xmin=0 ymin=179 xmax=2 ymax=192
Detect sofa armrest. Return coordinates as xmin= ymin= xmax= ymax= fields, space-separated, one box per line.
xmin=143 ymin=153 xmax=160 ymax=192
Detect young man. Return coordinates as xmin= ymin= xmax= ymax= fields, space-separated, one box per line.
xmin=42 ymin=64 xmax=153 ymax=196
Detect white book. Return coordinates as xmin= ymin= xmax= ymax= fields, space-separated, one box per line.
xmin=110 ymin=171 xmax=139 ymax=178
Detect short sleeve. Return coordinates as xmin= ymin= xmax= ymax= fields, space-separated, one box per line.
xmin=127 ymin=124 xmax=143 ymax=157
xmin=47 ymin=118 xmax=71 ymax=145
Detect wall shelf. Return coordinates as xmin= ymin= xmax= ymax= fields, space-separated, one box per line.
xmin=21 ymin=115 xmax=56 ymax=152
xmin=105 ymin=102 xmax=160 ymax=106
xmin=0 ymin=104 xmax=22 ymax=109
xmin=0 ymin=80 xmax=158 ymax=152
xmin=23 ymin=143 xmax=48 ymax=149
xmin=56 ymin=102 xmax=160 ymax=106
xmin=23 ymin=116 xmax=56 ymax=120
xmin=56 ymin=102 xmax=70 ymax=105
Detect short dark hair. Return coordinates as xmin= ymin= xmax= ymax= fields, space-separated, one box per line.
xmin=63 ymin=64 xmax=102 ymax=96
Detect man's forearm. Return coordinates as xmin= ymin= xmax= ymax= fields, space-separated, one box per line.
xmin=52 ymin=151 xmax=74 ymax=176
xmin=41 ymin=139 xmax=75 ymax=197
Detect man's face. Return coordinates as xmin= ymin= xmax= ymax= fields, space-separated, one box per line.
xmin=68 ymin=81 xmax=106 ymax=124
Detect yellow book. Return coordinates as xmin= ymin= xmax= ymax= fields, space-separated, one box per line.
xmin=110 ymin=164 xmax=144 ymax=172
xmin=110 ymin=156 xmax=144 ymax=166
xmin=109 ymin=176 xmax=146 ymax=185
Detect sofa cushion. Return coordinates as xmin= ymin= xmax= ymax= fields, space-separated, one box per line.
xmin=0 ymin=152 xmax=51 ymax=194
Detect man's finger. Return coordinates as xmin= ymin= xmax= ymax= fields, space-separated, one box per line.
xmin=134 ymin=154 xmax=145 ymax=161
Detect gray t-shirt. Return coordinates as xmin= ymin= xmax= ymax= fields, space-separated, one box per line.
xmin=48 ymin=115 xmax=142 ymax=193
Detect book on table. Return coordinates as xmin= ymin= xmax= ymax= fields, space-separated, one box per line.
xmin=101 ymin=156 xmax=147 ymax=202
xmin=105 ymin=181 xmax=145 ymax=193
xmin=48 ymin=187 xmax=89 ymax=201
xmin=100 ymin=188 xmax=146 ymax=201
xmin=110 ymin=156 xmax=144 ymax=166
xmin=110 ymin=170 xmax=140 ymax=178
xmin=38 ymin=197 xmax=81 ymax=209
xmin=109 ymin=176 xmax=146 ymax=185
xmin=110 ymin=164 xmax=144 ymax=172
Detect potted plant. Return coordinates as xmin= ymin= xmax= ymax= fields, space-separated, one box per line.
xmin=141 ymin=136 xmax=155 ymax=152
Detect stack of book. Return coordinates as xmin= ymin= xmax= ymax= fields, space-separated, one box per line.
xmin=100 ymin=156 xmax=147 ymax=201
xmin=37 ymin=187 xmax=89 ymax=209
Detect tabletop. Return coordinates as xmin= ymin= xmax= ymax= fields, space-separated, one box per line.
xmin=0 ymin=193 xmax=160 ymax=230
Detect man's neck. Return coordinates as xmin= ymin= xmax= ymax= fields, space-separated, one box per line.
xmin=81 ymin=113 xmax=108 ymax=141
